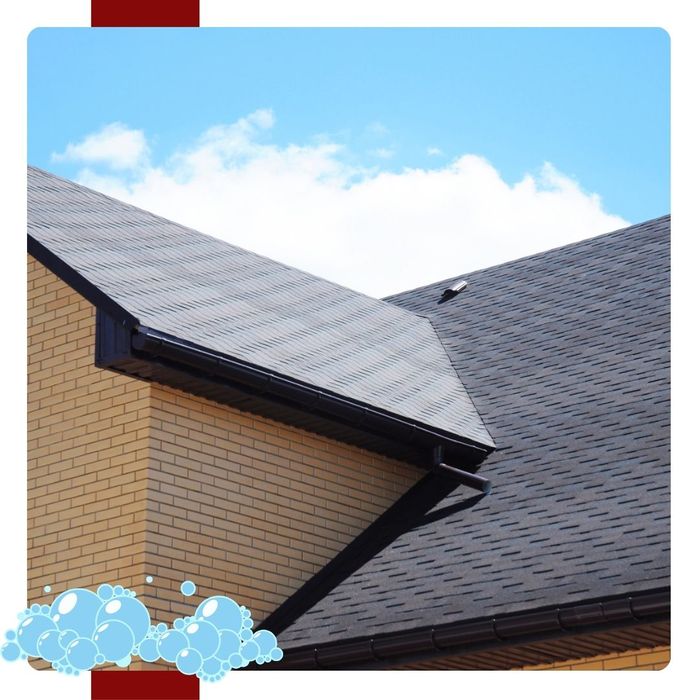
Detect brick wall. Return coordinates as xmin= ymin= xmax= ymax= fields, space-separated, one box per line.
xmin=27 ymin=255 xmax=421 ymax=642
xmin=521 ymin=645 xmax=670 ymax=670
xmin=143 ymin=384 xmax=421 ymax=626
xmin=28 ymin=255 xmax=151 ymax=602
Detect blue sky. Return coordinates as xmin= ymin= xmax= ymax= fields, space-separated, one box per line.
xmin=27 ymin=28 xmax=669 ymax=295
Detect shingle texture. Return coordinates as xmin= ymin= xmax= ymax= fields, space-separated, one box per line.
xmin=280 ymin=216 xmax=670 ymax=647
xmin=27 ymin=166 xmax=493 ymax=448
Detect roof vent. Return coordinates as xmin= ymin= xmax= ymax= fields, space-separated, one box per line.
xmin=440 ymin=280 xmax=468 ymax=302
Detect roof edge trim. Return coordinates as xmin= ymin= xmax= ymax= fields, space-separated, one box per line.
xmin=272 ymin=588 xmax=670 ymax=669
xmin=130 ymin=324 xmax=495 ymax=459
xmin=28 ymin=233 xmax=139 ymax=329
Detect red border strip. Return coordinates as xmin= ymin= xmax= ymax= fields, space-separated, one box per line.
xmin=91 ymin=670 xmax=199 ymax=700
xmin=92 ymin=1 xmax=199 ymax=27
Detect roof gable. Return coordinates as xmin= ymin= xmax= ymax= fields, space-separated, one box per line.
xmin=27 ymin=166 xmax=493 ymax=450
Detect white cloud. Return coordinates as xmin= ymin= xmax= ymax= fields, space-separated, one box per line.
xmin=70 ymin=110 xmax=629 ymax=297
xmin=52 ymin=122 xmax=149 ymax=171
xmin=427 ymin=146 xmax=443 ymax=156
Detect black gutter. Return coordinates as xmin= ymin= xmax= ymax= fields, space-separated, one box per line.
xmin=269 ymin=588 xmax=670 ymax=669
xmin=130 ymin=325 xmax=494 ymax=466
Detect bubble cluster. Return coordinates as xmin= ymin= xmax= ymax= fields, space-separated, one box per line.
xmin=1 ymin=580 xmax=283 ymax=682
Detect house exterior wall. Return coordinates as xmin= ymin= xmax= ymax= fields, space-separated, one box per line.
xmin=28 ymin=255 xmax=151 ymax=603
xmin=143 ymin=384 xmax=421 ymax=626
xmin=27 ymin=256 xmax=421 ymax=637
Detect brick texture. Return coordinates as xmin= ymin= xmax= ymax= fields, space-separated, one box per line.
xmin=27 ymin=256 xmax=421 ymax=659
xmin=521 ymin=645 xmax=670 ymax=671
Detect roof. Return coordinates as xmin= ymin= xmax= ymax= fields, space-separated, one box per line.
xmin=279 ymin=215 xmax=670 ymax=650
xmin=27 ymin=166 xmax=493 ymax=450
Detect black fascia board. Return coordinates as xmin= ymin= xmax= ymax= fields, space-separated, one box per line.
xmin=266 ymin=588 xmax=670 ymax=670
xmin=28 ymin=234 xmax=139 ymax=329
xmin=94 ymin=309 xmax=494 ymax=470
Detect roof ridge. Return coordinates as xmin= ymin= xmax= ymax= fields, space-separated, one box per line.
xmin=384 ymin=214 xmax=671 ymax=301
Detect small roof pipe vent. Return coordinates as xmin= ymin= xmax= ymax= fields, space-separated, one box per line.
xmin=440 ymin=279 xmax=468 ymax=302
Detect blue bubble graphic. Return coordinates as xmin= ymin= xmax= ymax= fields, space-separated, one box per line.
xmin=157 ymin=630 xmax=188 ymax=663
xmin=17 ymin=613 xmax=57 ymax=656
xmin=138 ymin=638 xmax=159 ymax=663
xmin=240 ymin=640 xmax=260 ymax=662
xmin=97 ymin=584 xmax=113 ymax=601
xmin=146 ymin=576 xmax=153 ymax=584
xmin=58 ymin=630 xmax=78 ymax=649
xmin=116 ymin=655 xmax=131 ymax=668
xmin=37 ymin=630 xmax=65 ymax=662
xmin=156 ymin=623 xmax=167 ymax=634
xmin=195 ymin=596 xmax=243 ymax=634
xmin=183 ymin=620 xmax=219 ymax=660
xmin=180 ymin=580 xmax=196 ymax=597
xmin=215 ymin=629 xmax=241 ymax=661
xmin=113 ymin=586 xmax=124 ymax=597
xmin=93 ymin=620 xmax=135 ymax=662
xmin=270 ymin=647 xmax=283 ymax=662
xmin=173 ymin=618 xmax=185 ymax=630
xmin=229 ymin=652 xmax=244 ymax=669
xmin=65 ymin=637 xmax=98 ymax=671
xmin=1 ymin=642 xmax=20 ymax=662
xmin=202 ymin=656 xmax=221 ymax=675
xmin=50 ymin=589 xmax=102 ymax=638
xmin=95 ymin=654 xmax=105 ymax=665
xmin=241 ymin=628 xmax=253 ymax=641
xmin=253 ymin=629 xmax=277 ymax=656
xmin=4 ymin=630 xmax=16 ymax=641
xmin=176 ymin=648 xmax=202 ymax=675
xmin=43 ymin=585 xmax=51 ymax=593
xmin=96 ymin=596 xmax=150 ymax=645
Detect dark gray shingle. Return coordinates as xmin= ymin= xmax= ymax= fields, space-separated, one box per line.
xmin=280 ymin=215 xmax=670 ymax=647
xmin=27 ymin=166 xmax=493 ymax=448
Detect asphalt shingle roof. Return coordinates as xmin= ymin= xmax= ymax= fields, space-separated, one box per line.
xmin=280 ymin=215 xmax=670 ymax=648
xmin=27 ymin=166 xmax=493 ymax=448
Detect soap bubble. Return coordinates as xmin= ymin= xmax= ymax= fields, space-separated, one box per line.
xmin=96 ymin=596 xmax=150 ymax=645
xmin=137 ymin=638 xmax=159 ymax=663
xmin=65 ymin=638 xmax=98 ymax=671
xmin=182 ymin=620 xmax=219 ymax=660
xmin=97 ymin=584 xmax=113 ymax=601
xmin=229 ymin=652 xmax=244 ymax=669
xmin=1 ymin=642 xmax=20 ymax=662
xmin=50 ymin=589 xmax=102 ymax=638
xmin=17 ymin=613 xmax=57 ymax=656
xmin=180 ymin=581 xmax=196 ymax=597
xmin=113 ymin=586 xmax=124 ymax=597
xmin=92 ymin=620 xmax=135 ymax=662
xmin=95 ymin=654 xmax=105 ymax=665
xmin=270 ymin=647 xmax=283 ymax=662
xmin=36 ymin=630 xmax=65 ymax=662
xmin=157 ymin=630 xmax=188 ymax=663
xmin=116 ymin=655 xmax=131 ymax=668
xmin=43 ymin=585 xmax=51 ymax=593
xmin=146 ymin=576 xmax=153 ymax=584
xmin=215 ymin=629 xmax=241 ymax=661
xmin=252 ymin=629 xmax=277 ymax=656
xmin=58 ymin=630 xmax=78 ymax=649
xmin=241 ymin=628 xmax=253 ymax=641
xmin=173 ymin=618 xmax=185 ymax=630
xmin=202 ymin=656 xmax=221 ymax=675
xmin=176 ymin=648 xmax=202 ymax=675
xmin=240 ymin=640 xmax=260 ymax=662
xmin=156 ymin=623 xmax=167 ymax=634
xmin=4 ymin=630 xmax=16 ymax=641
xmin=195 ymin=596 xmax=242 ymax=634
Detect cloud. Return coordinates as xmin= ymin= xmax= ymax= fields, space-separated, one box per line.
xmin=69 ymin=110 xmax=629 ymax=297
xmin=52 ymin=122 xmax=149 ymax=171
xmin=427 ymin=146 xmax=443 ymax=157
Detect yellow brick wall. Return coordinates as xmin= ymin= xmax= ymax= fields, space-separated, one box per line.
xmin=27 ymin=255 xmax=422 ymax=638
xmin=27 ymin=255 xmax=151 ymax=602
xmin=143 ymin=385 xmax=421 ymax=626
xmin=521 ymin=645 xmax=670 ymax=670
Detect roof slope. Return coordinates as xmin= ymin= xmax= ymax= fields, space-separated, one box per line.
xmin=280 ymin=215 xmax=670 ymax=648
xmin=27 ymin=166 xmax=493 ymax=448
